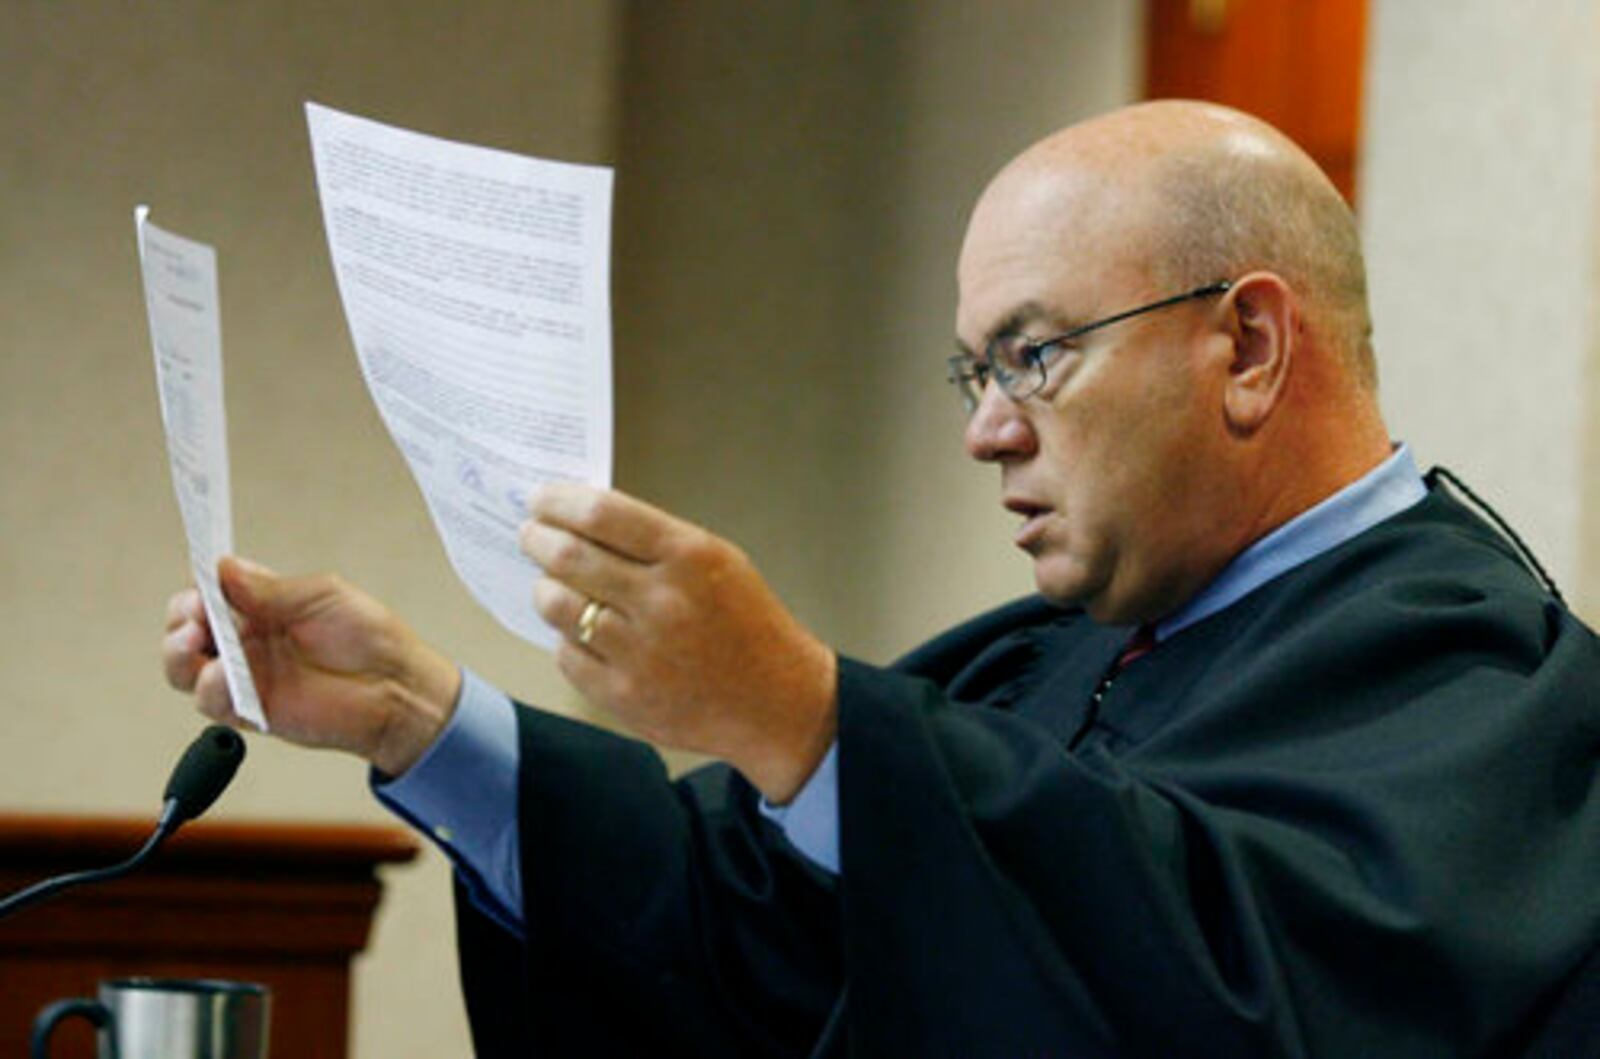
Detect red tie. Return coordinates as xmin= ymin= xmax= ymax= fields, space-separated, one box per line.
xmin=1114 ymin=624 xmax=1158 ymax=671
xmin=1072 ymin=624 xmax=1159 ymax=750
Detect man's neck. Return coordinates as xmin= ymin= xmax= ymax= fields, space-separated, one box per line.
xmin=1144 ymin=443 xmax=1426 ymax=641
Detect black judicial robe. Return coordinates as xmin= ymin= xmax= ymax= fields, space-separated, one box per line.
xmin=455 ymin=485 xmax=1600 ymax=1057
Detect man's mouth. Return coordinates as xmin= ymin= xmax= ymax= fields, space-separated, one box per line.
xmin=1004 ymin=497 xmax=1052 ymax=549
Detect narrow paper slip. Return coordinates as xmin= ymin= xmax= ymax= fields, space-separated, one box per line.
xmin=304 ymin=102 xmax=615 ymax=649
xmin=135 ymin=206 xmax=267 ymax=730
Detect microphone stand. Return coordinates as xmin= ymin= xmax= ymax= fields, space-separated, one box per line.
xmin=0 ymin=725 xmax=246 ymax=923
xmin=0 ymin=804 xmax=182 ymax=922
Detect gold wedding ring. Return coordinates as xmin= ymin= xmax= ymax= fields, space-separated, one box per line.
xmin=576 ymin=598 xmax=605 ymax=646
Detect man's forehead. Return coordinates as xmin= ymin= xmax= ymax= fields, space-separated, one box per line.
xmin=960 ymin=162 xmax=1149 ymax=280
xmin=955 ymin=201 xmax=1151 ymax=347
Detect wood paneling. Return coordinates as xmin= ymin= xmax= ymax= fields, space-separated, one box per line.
xmin=0 ymin=814 xmax=418 ymax=1059
xmin=1145 ymin=0 xmax=1368 ymax=202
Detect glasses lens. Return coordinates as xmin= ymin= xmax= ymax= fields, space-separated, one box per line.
xmin=989 ymin=334 xmax=1049 ymax=399
xmin=947 ymin=355 xmax=985 ymax=414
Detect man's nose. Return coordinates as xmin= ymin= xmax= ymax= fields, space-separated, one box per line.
xmin=963 ymin=382 xmax=1038 ymax=463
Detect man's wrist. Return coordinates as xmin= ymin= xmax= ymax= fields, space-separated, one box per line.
xmin=372 ymin=639 xmax=463 ymax=777
xmin=741 ymin=645 xmax=839 ymax=804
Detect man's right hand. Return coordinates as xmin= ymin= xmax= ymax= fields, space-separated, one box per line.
xmin=161 ymin=556 xmax=463 ymax=777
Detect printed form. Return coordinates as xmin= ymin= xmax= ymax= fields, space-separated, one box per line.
xmin=135 ymin=207 xmax=267 ymax=730
xmin=305 ymin=102 xmax=613 ymax=648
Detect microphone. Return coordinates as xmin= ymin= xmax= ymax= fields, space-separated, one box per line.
xmin=0 ymin=725 xmax=246 ymax=922
xmin=161 ymin=724 xmax=248 ymax=827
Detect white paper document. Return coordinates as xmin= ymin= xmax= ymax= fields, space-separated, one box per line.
xmin=135 ymin=206 xmax=267 ymax=730
xmin=305 ymin=102 xmax=614 ymax=648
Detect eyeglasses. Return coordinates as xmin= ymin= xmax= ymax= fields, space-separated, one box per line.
xmin=947 ymin=280 xmax=1232 ymax=415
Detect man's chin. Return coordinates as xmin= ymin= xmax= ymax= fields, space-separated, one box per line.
xmin=1029 ymin=557 xmax=1102 ymax=611
xmin=1030 ymin=558 xmax=1147 ymax=624
xmin=1039 ymin=562 xmax=1184 ymax=627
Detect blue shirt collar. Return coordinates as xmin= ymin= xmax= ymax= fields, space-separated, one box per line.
xmin=1153 ymin=444 xmax=1427 ymax=642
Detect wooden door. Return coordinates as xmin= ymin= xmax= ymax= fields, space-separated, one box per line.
xmin=1144 ymin=0 xmax=1368 ymax=203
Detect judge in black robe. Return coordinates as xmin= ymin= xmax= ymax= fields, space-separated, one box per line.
xmin=458 ymin=481 xmax=1600 ymax=1057
xmin=159 ymin=100 xmax=1600 ymax=1059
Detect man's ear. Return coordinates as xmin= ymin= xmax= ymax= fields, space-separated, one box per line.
xmin=1219 ymin=272 xmax=1297 ymax=434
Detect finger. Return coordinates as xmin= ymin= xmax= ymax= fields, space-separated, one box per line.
xmin=164 ymin=587 xmax=208 ymax=635
xmin=529 ymin=484 xmax=683 ymax=564
xmin=534 ymin=576 xmax=627 ymax=654
xmin=552 ymin=641 xmax=672 ymax=747
xmin=553 ymin=636 xmax=621 ymax=705
xmin=520 ymin=521 xmax=645 ymax=601
xmin=218 ymin=556 xmax=273 ymax=615
xmin=163 ymin=587 xmax=217 ymax=662
xmin=219 ymin=555 xmax=337 ymax=629
xmin=192 ymin=659 xmax=240 ymax=723
xmin=163 ymin=621 xmax=215 ymax=691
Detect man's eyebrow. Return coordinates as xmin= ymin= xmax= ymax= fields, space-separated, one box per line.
xmin=954 ymin=300 xmax=1062 ymax=356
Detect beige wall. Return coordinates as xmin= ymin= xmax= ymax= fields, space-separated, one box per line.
xmin=1 ymin=4 xmax=620 ymax=1056
xmin=609 ymin=2 xmax=899 ymax=654
xmin=1362 ymin=0 xmax=1600 ymax=619
xmin=852 ymin=1 xmax=1144 ymax=657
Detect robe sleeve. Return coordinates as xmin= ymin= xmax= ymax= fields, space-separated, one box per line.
xmin=455 ymin=705 xmax=843 ymax=1058
xmin=448 ymin=596 xmax=1063 ymax=1057
xmin=832 ymin=581 xmax=1600 ymax=1056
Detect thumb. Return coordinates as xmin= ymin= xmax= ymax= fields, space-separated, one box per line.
xmin=221 ymin=557 xmax=348 ymax=633
xmin=217 ymin=555 xmax=291 ymax=621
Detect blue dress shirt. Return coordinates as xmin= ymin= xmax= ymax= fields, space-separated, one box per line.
xmin=374 ymin=667 xmax=524 ymax=936
xmin=377 ymin=445 xmax=1427 ymax=927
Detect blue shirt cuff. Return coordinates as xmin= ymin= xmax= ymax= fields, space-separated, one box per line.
xmin=758 ymin=741 xmax=840 ymax=874
xmin=372 ymin=667 xmax=524 ymax=937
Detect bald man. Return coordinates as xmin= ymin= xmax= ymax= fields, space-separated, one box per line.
xmin=163 ymin=102 xmax=1600 ymax=1057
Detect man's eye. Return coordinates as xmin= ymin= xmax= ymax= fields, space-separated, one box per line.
xmin=1028 ymin=339 xmax=1081 ymax=371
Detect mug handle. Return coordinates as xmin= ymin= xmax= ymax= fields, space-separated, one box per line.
xmin=31 ymin=998 xmax=116 ymax=1059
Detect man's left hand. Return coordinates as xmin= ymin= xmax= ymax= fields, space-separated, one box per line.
xmin=520 ymin=483 xmax=837 ymax=804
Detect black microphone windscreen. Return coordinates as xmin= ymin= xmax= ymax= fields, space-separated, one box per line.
xmin=162 ymin=725 xmax=246 ymax=825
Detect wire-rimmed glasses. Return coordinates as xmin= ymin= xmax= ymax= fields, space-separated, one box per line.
xmin=947 ymin=280 xmax=1232 ymax=415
